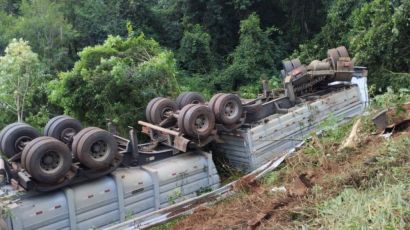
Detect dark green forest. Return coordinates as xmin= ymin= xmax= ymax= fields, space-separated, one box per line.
xmin=0 ymin=0 xmax=409 ymax=133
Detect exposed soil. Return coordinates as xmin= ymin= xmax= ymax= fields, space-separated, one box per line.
xmin=170 ymin=115 xmax=410 ymax=230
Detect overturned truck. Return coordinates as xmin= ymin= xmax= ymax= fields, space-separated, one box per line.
xmin=0 ymin=46 xmax=368 ymax=230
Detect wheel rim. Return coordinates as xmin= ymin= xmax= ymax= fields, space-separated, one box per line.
xmin=160 ymin=107 xmax=174 ymax=120
xmin=15 ymin=136 xmax=32 ymax=152
xmin=224 ymin=101 xmax=239 ymax=119
xmin=89 ymin=140 xmax=110 ymax=161
xmin=194 ymin=114 xmax=210 ymax=132
xmin=40 ymin=151 xmax=61 ymax=173
xmin=60 ymin=127 xmax=76 ymax=143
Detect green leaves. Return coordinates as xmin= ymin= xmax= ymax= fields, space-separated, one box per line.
xmin=50 ymin=34 xmax=178 ymax=134
xmin=293 ymin=0 xmax=410 ymax=92
xmin=0 ymin=39 xmax=45 ymax=122
xmin=221 ymin=13 xmax=280 ymax=91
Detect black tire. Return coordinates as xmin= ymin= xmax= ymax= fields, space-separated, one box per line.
xmin=336 ymin=46 xmax=349 ymax=58
xmin=74 ymin=128 xmax=118 ymax=170
xmin=177 ymin=104 xmax=197 ymax=134
xmin=1 ymin=123 xmax=40 ymax=158
xmin=145 ymin=97 xmax=163 ymax=123
xmin=23 ymin=137 xmax=72 ymax=184
xmin=0 ymin=122 xmax=25 ymax=150
xmin=44 ymin=115 xmax=69 ymax=136
xmin=21 ymin=136 xmax=50 ymax=170
xmin=208 ymin=93 xmax=224 ymax=113
xmin=327 ymin=48 xmax=340 ymax=69
xmin=71 ymin=127 xmax=99 ymax=159
xmin=149 ymin=98 xmax=178 ymax=125
xmin=177 ymin=92 xmax=205 ymax=109
xmin=213 ymin=94 xmax=243 ymax=125
xmin=175 ymin=92 xmax=189 ymax=109
xmin=183 ymin=105 xmax=215 ymax=138
xmin=45 ymin=116 xmax=82 ymax=144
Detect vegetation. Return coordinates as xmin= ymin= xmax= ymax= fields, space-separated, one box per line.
xmin=0 ymin=0 xmax=408 ymax=132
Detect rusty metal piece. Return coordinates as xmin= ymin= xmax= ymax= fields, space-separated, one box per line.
xmin=138 ymin=121 xmax=180 ymax=136
xmin=372 ymin=110 xmax=388 ymax=131
xmin=174 ymin=136 xmax=190 ymax=152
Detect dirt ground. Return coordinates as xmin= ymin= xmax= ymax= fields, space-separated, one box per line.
xmin=169 ymin=113 xmax=410 ymax=230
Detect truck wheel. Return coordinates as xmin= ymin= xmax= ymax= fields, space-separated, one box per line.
xmin=21 ymin=136 xmax=50 ymax=170
xmin=71 ymin=127 xmax=99 ymax=159
xmin=145 ymin=97 xmax=163 ymax=123
xmin=44 ymin=115 xmax=69 ymax=136
xmin=74 ymin=127 xmax=118 ymax=170
xmin=0 ymin=123 xmax=25 ymax=150
xmin=213 ymin=94 xmax=243 ymax=125
xmin=183 ymin=105 xmax=215 ymax=138
xmin=0 ymin=123 xmax=40 ymax=158
xmin=175 ymin=92 xmax=189 ymax=109
xmin=149 ymin=98 xmax=177 ymax=125
xmin=177 ymin=104 xmax=197 ymax=134
xmin=177 ymin=92 xmax=205 ymax=109
xmin=336 ymin=46 xmax=349 ymax=58
xmin=45 ymin=116 xmax=82 ymax=144
xmin=327 ymin=48 xmax=340 ymax=69
xmin=208 ymin=93 xmax=224 ymax=113
xmin=23 ymin=137 xmax=72 ymax=184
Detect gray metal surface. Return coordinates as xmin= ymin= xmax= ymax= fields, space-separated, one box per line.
xmin=213 ymin=85 xmax=366 ymax=172
xmin=1 ymin=151 xmax=220 ymax=230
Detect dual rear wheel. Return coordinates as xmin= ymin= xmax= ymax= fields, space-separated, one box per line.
xmin=0 ymin=115 xmax=117 ymax=184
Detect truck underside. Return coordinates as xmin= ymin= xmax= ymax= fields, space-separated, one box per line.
xmin=0 ymin=46 xmax=368 ymax=230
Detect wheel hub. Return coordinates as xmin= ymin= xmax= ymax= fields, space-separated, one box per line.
xmin=194 ymin=114 xmax=209 ymax=131
xmin=15 ymin=136 xmax=32 ymax=152
xmin=224 ymin=102 xmax=238 ymax=118
xmin=40 ymin=151 xmax=60 ymax=171
xmin=90 ymin=140 xmax=108 ymax=159
xmin=60 ymin=128 xmax=76 ymax=143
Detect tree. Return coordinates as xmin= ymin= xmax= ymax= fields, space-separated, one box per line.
xmin=10 ymin=0 xmax=77 ymax=71
xmin=178 ymin=24 xmax=214 ymax=74
xmin=49 ymin=34 xmax=178 ymax=133
xmin=220 ymin=13 xmax=282 ymax=90
xmin=0 ymin=39 xmax=45 ymax=122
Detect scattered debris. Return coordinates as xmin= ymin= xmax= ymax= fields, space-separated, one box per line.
xmin=338 ymin=119 xmax=362 ymax=151
xmin=270 ymin=186 xmax=287 ymax=193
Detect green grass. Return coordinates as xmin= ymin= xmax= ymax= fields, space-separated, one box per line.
xmin=299 ymin=135 xmax=410 ymax=230
xmin=309 ymin=183 xmax=410 ymax=229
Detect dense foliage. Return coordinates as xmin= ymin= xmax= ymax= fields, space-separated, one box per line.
xmin=0 ymin=0 xmax=408 ymax=131
xmin=49 ymin=34 xmax=178 ymax=132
